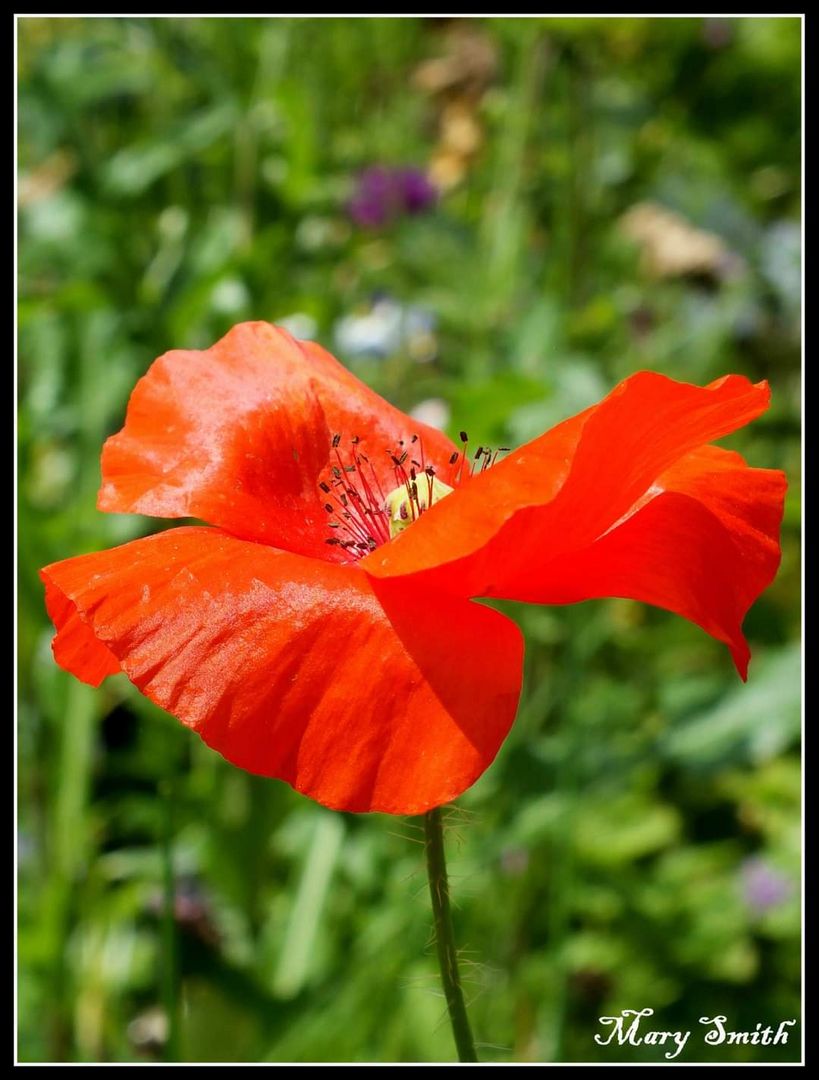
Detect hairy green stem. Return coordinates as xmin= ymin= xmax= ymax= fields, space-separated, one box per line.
xmin=423 ymin=808 xmax=478 ymax=1063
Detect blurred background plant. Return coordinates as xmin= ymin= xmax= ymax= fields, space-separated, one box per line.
xmin=17 ymin=16 xmax=801 ymax=1064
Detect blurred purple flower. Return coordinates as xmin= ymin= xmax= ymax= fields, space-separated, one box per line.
xmin=740 ymin=857 xmax=793 ymax=914
xmin=499 ymin=846 xmax=529 ymax=878
xmin=399 ymin=167 xmax=438 ymax=213
xmin=147 ymin=875 xmax=220 ymax=945
xmin=702 ymin=18 xmax=734 ymax=49
xmin=348 ymin=166 xmax=437 ymax=228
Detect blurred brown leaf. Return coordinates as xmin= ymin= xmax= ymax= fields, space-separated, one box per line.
xmin=619 ymin=201 xmax=736 ymax=280
xmin=19 ymin=149 xmax=77 ymax=208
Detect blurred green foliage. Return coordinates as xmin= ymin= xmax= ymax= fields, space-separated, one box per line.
xmin=18 ymin=16 xmax=801 ymax=1064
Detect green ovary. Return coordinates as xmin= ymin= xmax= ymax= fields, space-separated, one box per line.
xmin=384 ymin=475 xmax=454 ymax=538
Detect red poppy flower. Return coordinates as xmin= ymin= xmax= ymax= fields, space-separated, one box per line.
xmin=41 ymin=322 xmax=786 ymax=814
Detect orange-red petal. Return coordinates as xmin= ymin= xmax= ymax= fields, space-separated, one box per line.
xmin=98 ymin=323 xmax=458 ymax=561
xmin=362 ymin=372 xmax=785 ymax=674
xmin=500 ymin=446 xmax=786 ymax=678
xmin=40 ymin=527 xmax=523 ymax=814
xmin=43 ymin=577 xmax=122 ymax=687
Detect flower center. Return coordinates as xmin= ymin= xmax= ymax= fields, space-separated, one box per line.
xmin=319 ymin=430 xmax=507 ymax=559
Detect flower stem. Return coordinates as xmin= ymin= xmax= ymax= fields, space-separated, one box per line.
xmin=423 ymin=808 xmax=478 ymax=1063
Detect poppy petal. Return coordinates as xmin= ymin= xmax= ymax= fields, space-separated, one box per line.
xmin=43 ymin=577 xmax=122 ymax=687
xmin=40 ymin=527 xmax=523 ymax=814
xmin=362 ymin=373 xmax=784 ymax=673
xmin=500 ymin=446 xmax=786 ymax=678
xmin=362 ymin=372 xmax=774 ymax=591
xmin=98 ymin=322 xmax=458 ymax=560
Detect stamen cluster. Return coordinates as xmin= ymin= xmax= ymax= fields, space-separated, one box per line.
xmin=320 ymin=430 xmax=508 ymax=558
